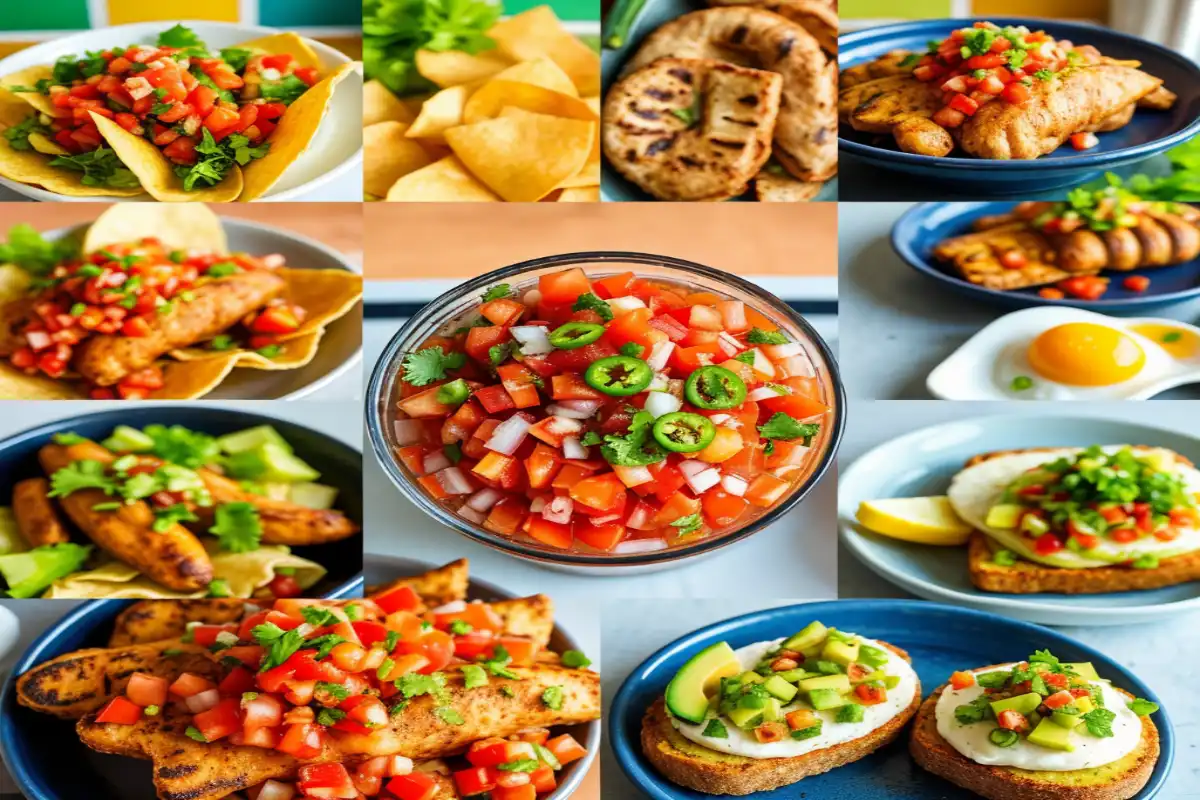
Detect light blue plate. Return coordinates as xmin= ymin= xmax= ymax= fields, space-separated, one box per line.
xmin=609 ymin=600 xmax=1173 ymax=799
xmin=600 ymin=0 xmax=838 ymax=201
xmin=839 ymin=414 xmax=1200 ymax=626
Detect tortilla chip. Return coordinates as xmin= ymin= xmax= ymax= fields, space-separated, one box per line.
xmin=234 ymin=32 xmax=324 ymax=70
xmin=364 ymin=79 xmax=414 ymax=127
xmin=91 ymin=111 xmax=243 ymax=202
xmin=0 ymin=93 xmax=142 ymax=198
xmin=173 ymin=329 xmax=324 ymax=371
xmin=83 ymin=204 xmax=229 ymax=254
xmin=0 ymin=66 xmax=59 ymax=117
xmin=445 ymin=110 xmax=593 ymax=201
xmin=406 ymin=86 xmax=468 ymax=142
xmin=44 ymin=544 xmax=326 ymax=599
xmin=463 ymin=80 xmax=596 ymax=125
xmin=487 ymin=57 xmax=579 ymax=97
xmin=416 ymin=49 xmax=512 ymax=88
xmin=583 ymin=96 xmax=600 ymax=116
xmin=557 ymin=186 xmax=599 ymax=202
xmin=240 ymin=62 xmax=356 ymax=202
xmin=364 ymin=121 xmax=432 ymax=197
xmin=0 ymin=362 xmax=85 ymax=399
xmin=386 ymin=156 xmax=501 ymax=202
xmin=488 ymin=7 xmax=601 ymax=96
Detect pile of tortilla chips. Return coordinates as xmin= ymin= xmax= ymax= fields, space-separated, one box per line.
xmin=0 ymin=203 xmax=362 ymax=400
xmin=0 ymin=31 xmax=355 ymax=202
xmin=364 ymin=6 xmax=600 ymax=203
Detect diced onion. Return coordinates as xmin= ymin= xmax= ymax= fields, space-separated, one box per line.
xmin=747 ymin=386 xmax=786 ymax=402
xmin=392 ymin=419 xmax=425 ymax=447
xmin=647 ymin=372 xmax=670 ymax=392
xmin=644 ymin=391 xmax=681 ymax=419
xmin=124 ymin=76 xmax=154 ymax=100
xmin=257 ymin=781 xmax=298 ymax=800
xmin=777 ymin=355 xmax=815 ymax=378
xmin=486 ymin=415 xmax=532 ymax=455
xmin=613 ymin=464 xmax=653 ymax=487
xmin=388 ymin=756 xmax=415 ymax=776
xmin=614 ymin=538 xmax=668 ymax=554
xmin=718 ymin=300 xmax=747 ymax=331
xmin=751 ymin=349 xmax=776 ymax=377
xmin=511 ymin=325 xmax=553 ymax=355
xmin=562 ymin=436 xmax=589 ymax=460
xmin=717 ymin=331 xmax=741 ymax=357
xmin=590 ymin=513 xmax=622 ymax=525
xmin=646 ymin=341 xmax=675 ymax=371
xmin=543 ymin=496 xmax=574 ymax=524
xmin=466 ymin=488 xmax=502 ymax=512
xmin=435 ymin=467 xmax=473 ymax=495
xmin=422 ymin=450 xmax=451 ymax=473
xmin=559 ymin=399 xmax=604 ymax=416
xmin=679 ymin=460 xmax=721 ymax=493
xmin=457 ymin=506 xmax=486 ymax=524
xmin=186 ymin=689 xmax=220 ymax=714
xmin=608 ymin=296 xmax=647 ymax=316
xmin=546 ymin=403 xmax=598 ymax=420
xmin=626 ymin=502 xmax=657 ymax=530
xmin=709 ymin=414 xmax=730 ymax=425
xmin=431 ymin=600 xmax=467 ymax=614
xmin=721 ymin=474 xmax=748 ymax=496
xmin=678 ymin=460 xmax=707 ymax=478
xmin=763 ymin=342 xmax=803 ymax=360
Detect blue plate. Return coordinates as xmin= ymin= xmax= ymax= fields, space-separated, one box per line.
xmin=1 ymin=582 xmax=363 ymax=800
xmin=599 ymin=0 xmax=838 ymax=201
xmin=0 ymin=406 xmax=363 ymax=598
xmin=840 ymin=18 xmax=1200 ymax=195
xmin=839 ymin=413 xmax=1200 ymax=626
xmin=892 ymin=201 xmax=1200 ymax=312
xmin=609 ymin=600 xmax=1174 ymax=799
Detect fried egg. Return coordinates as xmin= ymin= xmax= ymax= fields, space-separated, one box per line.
xmin=927 ymin=307 xmax=1200 ymax=400
xmin=946 ymin=446 xmax=1200 ymax=568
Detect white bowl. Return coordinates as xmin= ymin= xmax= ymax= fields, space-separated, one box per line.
xmin=0 ymin=21 xmax=363 ymax=202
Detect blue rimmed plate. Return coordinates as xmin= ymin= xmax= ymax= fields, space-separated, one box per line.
xmin=839 ymin=18 xmax=1200 ymax=195
xmin=609 ymin=599 xmax=1173 ymax=798
xmin=892 ymin=201 xmax=1200 ymax=312
xmin=839 ymin=413 xmax=1200 ymax=626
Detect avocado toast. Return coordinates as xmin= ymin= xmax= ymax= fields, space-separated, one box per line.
xmin=911 ymin=652 xmax=1161 ymax=800
xmin=641 ymin=621 xmax=921 ymax=795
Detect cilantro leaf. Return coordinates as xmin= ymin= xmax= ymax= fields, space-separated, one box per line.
xmin=398 ymin=671 xmax=448 ymax=700
xmin=600 ymin=410 xmax=666 ymax=467
xmin=733 ymin=351 xmax=756 ymax=365
xmin=619 ymin=342 xmax=644 ymax=358
xmin=758 ymin=412 xmax=820 ymax=444
xmin=48 ymin=147 xmax=140 ymax=189
xmin=306 ymin=634 xmax=347 ymax=660
xmin=317 ymin=707 xmax=346 ymax=726
xmin=435 ymin=706 xmax=465 ymax=725
xmin=219 ymin=47 xmax=252 ymax=72
xmin=301 ymin=606 xmax=340 ymax=627
xmin=316 ymin=681 xmax=351 ymax=701
xmin=363 ymin=0 xmax=500 ymax=96
xmin=1082 ymin=707 xmax=1116 ymax=738
xmin=3 ymin=116 xmax=52 ymax=152
xmin=481 ymin=284 xmax=513 ymax=302
xmin=573 ymin=292 xmax=613 ymax=322
xmin=253 ymin=624 xmax=306 ymax=672
xmin=259 ymin=74 xmax=310 ymax=106
xmin=462 ymin=664 xmax=488 ymax=689
xmin=579 ymin=431 xmax=603 ymax=447
xmin=185 ymin=726 xmax=208 ymax=742
xmin=152 ymin=503 xmax=198 ymax=533
xmin=498 ymin=758 xmax=539 ymax=772
xmin=562 ymin=650 xmax=592 ymax=668
xmin=746 ymin=328 xmax=789 ymax=345
xmin=141 ymin=424 xmax=220 ymax=469
xmin=1128 ymin=698 xmax=1159 ymax=716
xmin=670 ymin=513 xmax=703 ymax=536
xmin=48 ymin=461 xmax=117 ymax=498
xmin=158 ymin=24 xmax=208 ymax=54
xmin=402 ymin=346 xmax=466 ymax=386
xmin=209 ymin=502 xmax=262 ymax=553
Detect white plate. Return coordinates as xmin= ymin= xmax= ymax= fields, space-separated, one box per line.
xmin=0 ymin=21 xmax=362 ymax=202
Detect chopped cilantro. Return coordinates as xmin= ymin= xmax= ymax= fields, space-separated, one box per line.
xmin=448 ymin=619 xmax=473 ymax=635
xmin=573 ymin=292 xmax=613 ymax=322
xmin=1082 ymin=707 xmax=1116 ymax=738
xmin=758 ymin=412 xmax=820 ymax=444
xmin=209 ymin=502 xmax=262 ymax=553
xmin=435 ymin=706 xmax=465 ymax=725
xmin=481 ymin=284 xmax=513 ymax=302
xmin=153 ymin=503 xmax=197 ymax=533
xmin=206 ymin=579 xmax=231 ymax=598
xmin=316 ymin=681 xmax=351 ymax=701
xmin=252 ymin=623 xmax=306 ymax=672
xmin=402 ymin=346 xmax=466 ymax=386
xmin=317 ymin=708 xmax=347 ymax=726
xmin=48 ymin=461 xmax=117 ymax=498
xmin=670 ymin=513 xmax=703 ymax=537
xmin=1128 ymin=698 xmax=1159 ymax=716
xmin=497 ymin=759 xmax=539 ymax=772
xmin=746 ymin=328 xmax=788 ymax=345
xmin=733 ymin=351 xmax=756 ymax=365
xmin=301 ymin=606 xmax=340 ymax=627
xmin=562 ymin=650 xmax=592 ymax=668
xmin=463 ymin=664 xmax=488 ymax=689
xmin=600 ymin=410 xmax=666 ymax=467
xmin=185 ymin=726 xmax=207 ymax=742
xmin=702 ymin=718 xmax=728 ymax=738
xmin=993 ymin=549 xmax=1018 ymax=567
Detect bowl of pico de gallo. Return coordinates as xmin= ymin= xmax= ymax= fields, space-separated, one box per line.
xmin=366 ymin=252 xmax=845 ymax=573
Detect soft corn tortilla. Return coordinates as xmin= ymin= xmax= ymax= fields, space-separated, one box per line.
xmin=43 ymin=544 xmax=326 ymax=599
xmin=0 ymin=65 xmax=59 ymax=117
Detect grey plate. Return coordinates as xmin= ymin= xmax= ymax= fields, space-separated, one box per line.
xmin=364 ymin=554 xmax=601 ymax=800
xmin=43 ymin=217 xmax=361 ymax=400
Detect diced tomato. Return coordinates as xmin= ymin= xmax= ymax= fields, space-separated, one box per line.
xmin=170 ymin=672 xmax=216 ymax=698
xmin=1043 ymin=690 xmax=1076 ymax=710
xmin=550 ymin=372 xmax=603 ymax=400
xmin=193 ymin=698 xmax=242 ymax=742
xmin=125 ymin=672 xmax=169 ymax=707
xmin=276 ymin=722 xmax=325 ymax=759
xmin=539 ymin=268 xmax=591 ymax=304
xmin=375 ymin=584 xmax=422 ymax=615
xmin=1034 ymin=532 xmax=1064 ymax=555
xmin=545 ymin=340 xmax=617 ymax=372
xmin=162 ymin=135 xmax=197 ymax=164
xmin=1002 ymin=82 xmax=1031 ymax=105
xmin=298 ymin=763 xmax=356 ymax=799
xmin=997 ymin=709 xmax=1029 ymax=732
xmin=545 ymin=734 xmax=587 ymax=765
xmin=854 ymin=683 xmax=887 ymax=705
xmin=999 ymin=250 xmax=1028 ymax=269
xmin=702 ymin=489 xmax=749 ymax=527
xmin=435 ymin=602 xmax=503 ymax=634
xmin=454 ymin=766 xmax=497 ymax=796
xmin=480 ymin=298 xmax=526 ymax=326
xmin=949 ymin=671 xmax=975 ymax=690
xmin=1123 ymin=275 xmax=1150 ymax=292
xmin=744 ymin=474 xmax=790 ymax=508
xmin=387 ymin=772 xmax=440 ymax=800
xmin=497 ymin=363 xmax=541 ymax=408
xmin=492 ymin=785 xmax=537 ymax=800
xmin=529 ymin=764 xmax=556 ymax=793
xmin=569 ymin=472 xmax=626 ymax=513
xmin=524 ymin=516 xmax=574 ymax=549
xmin=1070 ymin=132 xmax=1099 ymax=151
xmin=96 ymin=695 xmax=143 ymax=725
xmin=524 ymin=443 xmax=563 ymax=489
xmin=574 ymin=520 xmax=627 ymax=551
xmin=474 ymin=385 xmax=518 ymax=414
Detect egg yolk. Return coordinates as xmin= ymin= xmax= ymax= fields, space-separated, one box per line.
xmin=1129 ymin=323 xmax=1200 ymax=359
xmin=1026 ymin=323 xmax=1146 ymax=386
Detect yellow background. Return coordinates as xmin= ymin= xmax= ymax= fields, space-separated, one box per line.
xmin=107 ymin=0 xmax=240 ymax=24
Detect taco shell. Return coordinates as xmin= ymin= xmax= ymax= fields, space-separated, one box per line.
xmin=0 ymin=66 xmax=59 ymax=117
xmin=91 ymin=111 xmax=244 ymax=202
xmin=239 ymin=62 xmax=357 ymax=202
xmin=235 ymin=32 xmax=324 ymax=70
xmin=149 ymin=353 xmax=242 ymax=399
xmin=83 ymin=203 xmax=229 ymax=254
xmin=43 ymin=543 xmax=326 ymax=599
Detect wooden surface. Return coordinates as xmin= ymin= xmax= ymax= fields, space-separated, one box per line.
xmin=365 ymin=204 xmax=838 ymax=279
xmin=0 ymin=204 xmax=363 ymax=258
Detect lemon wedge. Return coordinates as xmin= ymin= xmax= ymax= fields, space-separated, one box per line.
xmin=855 ymin=496 xmax=974 ymax=546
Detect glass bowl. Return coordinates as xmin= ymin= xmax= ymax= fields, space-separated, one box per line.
xmin=365 ymin=252 xmax=845 ymax=573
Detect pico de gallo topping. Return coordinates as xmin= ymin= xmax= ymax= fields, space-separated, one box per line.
xmin=390 ymin=268 xmax=833 ymax=554
xmin=7 ymin=24 xmax=319 ymax=190
xmin=905 ymin=22 xmax=1100 ymax=131
xmin=987 ymin=446 xmax=1199 ymax=561
xmin=92 ymin=597 xmax=590 ymax=800
xmin=4 ymin=231 xmax=303 ymax=398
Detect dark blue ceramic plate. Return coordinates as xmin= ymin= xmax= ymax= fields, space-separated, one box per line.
xmin=609 ymin=600 xmax=1173 ymax=799
xmin=1 ymin=582 xmax=363 ymax=800
xmin=0 ymin=406 xmax=363 ymax=597
xmin=840 ymin=18 xmax=1200 ymax=195
xmin=892 ymin=201 xmax=1200 ymax=311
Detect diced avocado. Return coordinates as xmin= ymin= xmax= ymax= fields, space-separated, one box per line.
xmin=727 ymin=705 xmax=764 ymax=729
xmin=782 ymin=622 xmax=827 ymax=652
xmin=665 ymin=642 xmax=742 ymax=724
xmin=989 ymin=692 xmax=1042 ymax=718
xmin=884 ymin=675 xmax=901 ymax=690
xmin=0 ymin=543 xmax=91 ymax=598
xmin=101 ymin=425 xmax=155 ymax=452
xmin=1028 ymin=717 xmax=1076 ymax=752
xmin=761 ymin=697 xmax=782 ymax=723
xmin=798 ymin=674 xmax=851 ymax=693
xmin=287 ymin=482 xmax=339 ymax=510
xmin=821 ymin=639 xmax=860 ymax=667
xmin=1065 ymin=662 xmax=1100 ymax=682
xmin=857 ymin=645 xmax=889 ymax=669
xmin=257 ymin=482 xmax=293 ymax=500
xmin=851 ymin=669 xmax=882 ymax=685
xmin=808 ymin=688 xmax=849 ymax=711
xmin=217 ymin=425 xmax=292 ymax=455
xmin=255 ymin=442 xmax=320 ymax=483
xmin=762 ymin=675 xmax=798 ymax=704
xmin=1052 ymin=709 xmax=1083 ymax=730
xmin=738 ymin=670 xmax=764 ymax=685
xmin=1074 ymin=695 xmax=1095 ymax=715
xmin=775 ymin=668 xmax=808 ymax=683
xmin=985 ymin=503 xmax=1024 ymax=529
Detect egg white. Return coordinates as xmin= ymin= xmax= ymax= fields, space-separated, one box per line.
xmin=947 ymin=446 xmax=1200 ymax=569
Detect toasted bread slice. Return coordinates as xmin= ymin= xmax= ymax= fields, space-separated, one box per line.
xmin=641 ymin=642 xmax=920 ymax=795
xmin=910 ymin=678 xmax=1158 ymax=800
xmin=963 ymin=446 xmax=1195 ymax=469
xmin=968 ymin=531 xmax=1200 ymax=594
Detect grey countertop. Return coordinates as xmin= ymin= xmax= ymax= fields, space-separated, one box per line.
xmin=839 ymin=202 xmax=1200 ymax=400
